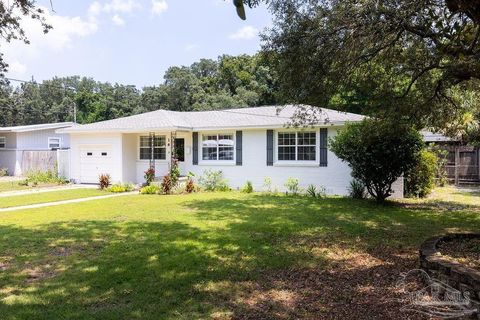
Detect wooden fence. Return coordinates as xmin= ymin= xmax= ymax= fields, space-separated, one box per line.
xmin=21 ymin=151 xmax=57 ymax=174
xmin=441 ymin=146 xmax=480 ymax=185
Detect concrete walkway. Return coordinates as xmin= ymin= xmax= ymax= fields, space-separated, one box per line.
xmin=0 ymin=184 xmax=98 ymax=198
xmin=0 ymin=192 xmax=138 ymax=213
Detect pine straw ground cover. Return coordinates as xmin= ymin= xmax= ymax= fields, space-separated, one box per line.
xmin=438 ymin=238 xmax=480 ymax=270
xmin=0 ymin=187 xmax=478 ymax=319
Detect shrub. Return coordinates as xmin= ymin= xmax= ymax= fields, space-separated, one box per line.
xmin=98 ymin=174 xmax=111 ymax=190
xmin=405 ymin=149 xmax=438 ymax=198
xmin=108 ymin=183 xmax=135 ymax=193
xmin=140 ymin=185 xmax=159 ymax=194
xmin=306 ymin=184 xmax=327 ymax=198
xmin=144 ymin=167 xmax=155 ymax=186
xmin=241 ymin=181 xmax=253 ymax=193
xmin=0 ymin=167 xmax=7 ymax=177
xmin=348 ymin=179 xmax=367 ymax=199
xmin=161 ymin=174 xmax=173 ymax=195
xmin=25 ymin=169 xmax=67 ymax=185
xmin=185 ymin=172 xmax=196 ymax=193
xmin=170 ymin=159 xmax=180 ymax=187
xmin=330 ymin=119 xmax=423 ymax=202
xmin=263 ymin=177 xmax=273 ymax=193
xmin=284 ymin=177 xmax=300 ymax=195
xmin=198 ymin=170 xmax=230 ymax=191
xmin=306 ymin=185 xmax=317 ymax=197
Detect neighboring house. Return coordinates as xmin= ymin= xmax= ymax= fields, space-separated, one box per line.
xmin=59 ymin=105 xmax=404 ymax=197
xmin=0 ymin=122 xmax=74 ymax=176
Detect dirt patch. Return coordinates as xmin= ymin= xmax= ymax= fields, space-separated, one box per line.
xmin=226 ymin=249 xmax=425 ymax=319
xmin=23 ymin=265 xmax=56 ymax=283
xmin=438 ymin=238 xmax=480 ymax=270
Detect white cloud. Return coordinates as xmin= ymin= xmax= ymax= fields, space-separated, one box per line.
xmin=229 ymin=26 xmax=258 ymax=40
xmin=88 ymin=1 xmax=103 ymax=16
xmin=9 ymin=61 xmax=27 ymax=76
xmin=151 ymin=0 xmax=168 ymax=15
xmin=103 ymin=0 xmax=141 ymax=13
xmin=112 ymin=14 xmax=126 ymax=26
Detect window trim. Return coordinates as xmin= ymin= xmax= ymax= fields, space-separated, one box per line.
xmin=48 ymin=137 xmax=61 ymax=150
xmin=0 ymin=136 xmax=5 ymax=149
xmin=199 ymin=132 xmax=236 ymax=164
xmin=138 ymin=135 xmax=167 ymax=161
xmin=274 ymin=130 xmax=319 ymax=165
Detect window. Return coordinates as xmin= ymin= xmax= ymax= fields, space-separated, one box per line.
xmin=202 ymin=134 xmax=234 ymax=161
xmin=139 ymin=135 xmax=166 ymax=160
xmin=48 ymin=137 xmax=61 ymax=150
xmin=278 ymin=132 xmax=316 ymax=161
xmin=101 ymin=152 xmax=108 ymax=156
xmin=0 ymin=137 xmax=5 ymax=149
xmin=87 ymin=152 xmax=93 ymax=156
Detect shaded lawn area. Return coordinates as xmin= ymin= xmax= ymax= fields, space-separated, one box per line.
xmin=0 ymin=189 xmax=108 ymax=209
xmin=0 ymin=188 xmax=478 ymax=319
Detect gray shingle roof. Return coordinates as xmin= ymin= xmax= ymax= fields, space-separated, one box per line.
xmin=0 ymin=122 xmax=74 ymax=133
xmin=61 ymin=105 xmax=365 ymax=133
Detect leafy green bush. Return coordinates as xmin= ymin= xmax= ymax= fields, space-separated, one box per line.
xmin=108 ymin=183 xmax=135 ymax=193
xmin=0 ymin=167 xmax=7 ymax=177
xmin=140 ymin=185 xmax=160 ymax=195
xmin=348 ymin=179 xmax=367 ymax=199
xmin=306 ymin=184 xmax=327 ymax=198
xmin=25 ymin=170 xmax=67 ymax=185
xmin=405 ymin=149 xmax=438 ymax=198
xmin=170 ymin=159 xmax=180 ymax=187
xmin=284 ymin=177 xmax=301 ymax=195
xmin=263 ymin=177 xmax=273 ymax=193
xmin=330 ymin=119 xmax=423 ymax=202
xmin=241 ymin=181 xmax=253 ymax=193
xmin=198 ymin=170 xmax=230 ymax=191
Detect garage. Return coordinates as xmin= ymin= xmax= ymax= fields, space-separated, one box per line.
xmin=79 ymin=145 xmax=113 ymax=184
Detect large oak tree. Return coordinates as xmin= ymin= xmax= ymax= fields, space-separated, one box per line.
xmin=251 ymin=0 xmax=480 ymax=129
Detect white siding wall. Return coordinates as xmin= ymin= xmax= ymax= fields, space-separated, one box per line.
xmin=180 ymin=128 xmax=352 ymax=195
xmin=70 ymin=133 xmax=123 ymax=183
xmin=181 ymin=128 xmax=403 ymax=197
xmin=16 ymin=129 xmax=70 ymax=150
xmin=0 ymin=150 xmax=21 ymax=176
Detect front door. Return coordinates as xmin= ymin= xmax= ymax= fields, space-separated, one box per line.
xmin=174 ymin=138 xmax=185 ymax=175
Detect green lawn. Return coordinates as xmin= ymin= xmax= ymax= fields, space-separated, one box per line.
xmin=0 ymin=188 xmax=478 ymax=319
xmin=0 ymin=188 xmax=108 ymax=209
xmin=0 ymin=181 xmax=66 ymax=193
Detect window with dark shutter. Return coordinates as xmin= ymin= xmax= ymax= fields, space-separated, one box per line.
xmin=192 ymin=132 xmax=198 ymax=165
xmin=319 ymin=128 xmax=328 ymax=167
xmin=236 ymin=131 xmax=242 ymax=166
xmin=266 ymin=130 xmax=274 ymax=166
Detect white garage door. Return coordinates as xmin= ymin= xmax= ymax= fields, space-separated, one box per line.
xmin=80 ymin=146 xmax=113 ymax=184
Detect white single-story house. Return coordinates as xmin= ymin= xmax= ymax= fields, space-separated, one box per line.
xmin=0 ymin=122 xmax=73 ymax=176
xmin=59 ymin=105 xmax=404 ymax=197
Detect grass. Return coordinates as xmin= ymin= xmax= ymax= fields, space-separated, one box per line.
xmin=0 ymin=181 xmax=65 ymax=193
xmin=0 ymin=187 xmax=478 ymax=319
xmin=0 ymin=189 xmax=108 ymax=209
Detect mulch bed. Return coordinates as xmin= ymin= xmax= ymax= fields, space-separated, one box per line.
xmin=437 ymin=238 xmax=480 ymax=270
xmin=228 ymin=248 xmax=427 ymax=320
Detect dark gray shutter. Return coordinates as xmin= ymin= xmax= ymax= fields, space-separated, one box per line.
xmin=192 ymin=132 xmax=198 ymax=165
xmin=266 ymin=129 xmax=274 ymax=166
xmin=319 ymin=128 xmax=328 ymax=167
xmin=236 ymin=131 xmax=242 ymax=166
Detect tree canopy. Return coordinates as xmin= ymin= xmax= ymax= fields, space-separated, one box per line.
xmin=0 ymin=54 xmax=282 ymax=126
xmin=258 ymin=0 xmax=480 ymax=129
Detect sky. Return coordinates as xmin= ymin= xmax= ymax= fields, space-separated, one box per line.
xmin=5 ymin=0 xmax=273 ymax=88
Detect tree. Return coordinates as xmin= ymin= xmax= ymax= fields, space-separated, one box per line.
xmin=330 ymin=119 xmax=423 ymax=202
xmin=258 ymin=0 xmax=480 ymax=128
xmin=0 ymin=0 xmax=51 ymax=77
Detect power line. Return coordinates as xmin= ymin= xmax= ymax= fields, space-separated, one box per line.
xmin=5 ymin=77 xmax=77 ymax=92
